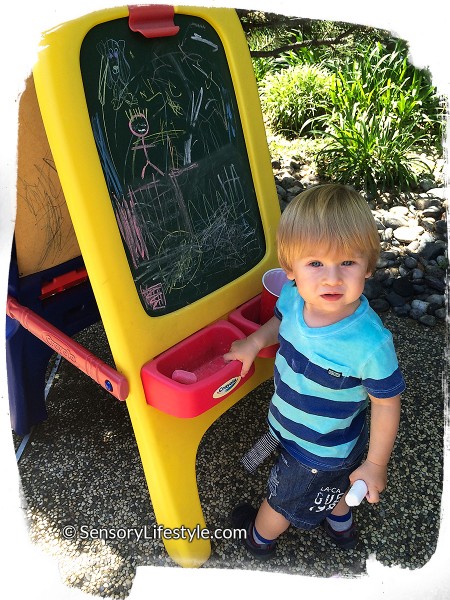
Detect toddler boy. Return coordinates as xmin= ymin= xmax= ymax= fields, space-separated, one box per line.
xmin=224 ymin=184 xmax=405 ymax=557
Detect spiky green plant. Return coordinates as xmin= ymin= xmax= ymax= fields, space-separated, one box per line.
xmin=314 ymin=40 xmax=443 ymax=193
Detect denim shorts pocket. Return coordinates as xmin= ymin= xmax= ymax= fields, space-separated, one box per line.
xmin=268 ymin=451 xmax=318 ymax=502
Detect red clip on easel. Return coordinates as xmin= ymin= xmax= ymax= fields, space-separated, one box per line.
xmin=128 ymin=4 xmax=179 ymax=38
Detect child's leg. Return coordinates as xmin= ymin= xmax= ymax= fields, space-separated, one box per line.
xmin=231 ymin=499 xmax=289 ymax=559
xmin=254 ymin=498 xmax=290 ymax=540
xmin=323 ymin=487 xmax=357 ymax=548
xmin=330 ymin=491 xmax=351 ymax=516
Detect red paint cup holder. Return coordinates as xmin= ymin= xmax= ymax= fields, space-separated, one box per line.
xmin=141 ymin=320 xmax=254 ymax=418
xmin=228 ymin=294 xmax=279 ymax=358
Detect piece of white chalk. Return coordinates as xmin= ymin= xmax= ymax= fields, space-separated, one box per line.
xmin=171 ymin=369 xmax=198 ymax=384
xmin=345 ymin=480 xmax=368 ymax=506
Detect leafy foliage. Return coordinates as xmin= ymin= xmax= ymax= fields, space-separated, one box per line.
xmin=240 ymin=12 xmax=445 ymax=193
xmin=313 ymin=40 xmax=444 ymax=193
xmin=260 ymin=64 xmax=334 ymax=138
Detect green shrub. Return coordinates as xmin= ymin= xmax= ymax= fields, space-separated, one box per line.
xmin=260 ymin=64 xmax=334 ymax=138
xmin=316 ymin=107 xmax=433 ymax=194
xmin=243 ymin=13 xmax=444 ymax=193
xmin=314 ymin=40 xmax=443 ymax=193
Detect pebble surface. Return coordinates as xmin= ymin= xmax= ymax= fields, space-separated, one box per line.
xmin=11 ymin=160 xmax=449 ymax=598
xmin=13 ymin=314 xmax=447 ymax=597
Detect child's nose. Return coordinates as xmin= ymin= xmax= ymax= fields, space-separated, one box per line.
xmin=324 ymin=266 xmax=343 ymax=285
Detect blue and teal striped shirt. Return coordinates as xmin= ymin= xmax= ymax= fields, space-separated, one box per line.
xmin=268 ymin=282 xmax=406 ymax=470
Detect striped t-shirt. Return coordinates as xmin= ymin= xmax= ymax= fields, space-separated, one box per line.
xmin=268 ymin=282 xmax=406 ymax=470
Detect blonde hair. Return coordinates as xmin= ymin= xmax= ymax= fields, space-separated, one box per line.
xmin=277 ymin=184 xmax=380 ymax=274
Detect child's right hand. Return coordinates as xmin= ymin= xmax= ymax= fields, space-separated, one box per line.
xmin=223 ymin=336 xmax=261 ymax=377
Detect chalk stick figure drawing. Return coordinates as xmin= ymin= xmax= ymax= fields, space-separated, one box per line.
xmin=127 ymin=108 xmax=165 ymax=178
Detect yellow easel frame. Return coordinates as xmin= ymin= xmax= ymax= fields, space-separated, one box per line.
xmin=33 ymin=5 xmax=280 ymax=567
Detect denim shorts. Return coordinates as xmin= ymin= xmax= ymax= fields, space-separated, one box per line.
xmin=266 ymin=448 xmax=365 ymax=530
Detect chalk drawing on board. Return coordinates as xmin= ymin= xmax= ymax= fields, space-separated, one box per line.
xmin=81 ymin=15 xmax=266 ymax=315
xmin=97 ymin=38 xmax=135 ymax=109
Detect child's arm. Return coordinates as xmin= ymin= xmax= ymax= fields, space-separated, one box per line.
xmin=349 ymin=393 xmax=401 ymax=503
xmin=224 ymin=316 xmax=280 ymax=377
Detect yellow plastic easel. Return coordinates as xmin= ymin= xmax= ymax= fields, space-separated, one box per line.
xmin=33 ymin=5 xmax=280 ymax=566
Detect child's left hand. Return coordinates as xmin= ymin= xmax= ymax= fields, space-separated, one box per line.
xmin=349 ymin=459 xmax=388 ymax=504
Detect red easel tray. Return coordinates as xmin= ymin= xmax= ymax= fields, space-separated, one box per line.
xmin=141 ymin=320 xmax=254 ymax=418
xmin=228 ymin=294 xmax=279 ymax=358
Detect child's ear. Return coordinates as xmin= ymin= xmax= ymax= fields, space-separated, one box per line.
xmin=286 ymin=270 xmax=295 ymax=281
xmin=365 ymin=270 xmax=372 ymax=279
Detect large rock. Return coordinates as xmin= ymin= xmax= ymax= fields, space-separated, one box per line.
xmin=393 ymin=225 xmax=424 ymax=243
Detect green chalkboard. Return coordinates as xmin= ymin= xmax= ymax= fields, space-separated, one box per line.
xmin=80 ymin=14 xmax=266 ymax=316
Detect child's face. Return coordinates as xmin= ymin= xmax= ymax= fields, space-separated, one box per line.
xmin=285 ymin=247 xmax=371 ymax=325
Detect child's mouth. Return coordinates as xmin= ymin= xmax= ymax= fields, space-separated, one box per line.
xmin=321 ymin=293 xmax=343 ymax=301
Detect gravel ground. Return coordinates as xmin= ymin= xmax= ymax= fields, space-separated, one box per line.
xmin=12 ymin=309 xmax=447 ymax=598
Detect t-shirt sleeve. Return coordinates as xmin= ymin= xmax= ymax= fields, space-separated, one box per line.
xmin=361 ymin=334 xmax=406 ymax=398
xmin=274 ymin=281 xmax=294 ymax=321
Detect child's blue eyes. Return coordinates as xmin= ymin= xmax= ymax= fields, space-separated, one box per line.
xmin=308 ymin=261 xmax=355 ymax=267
